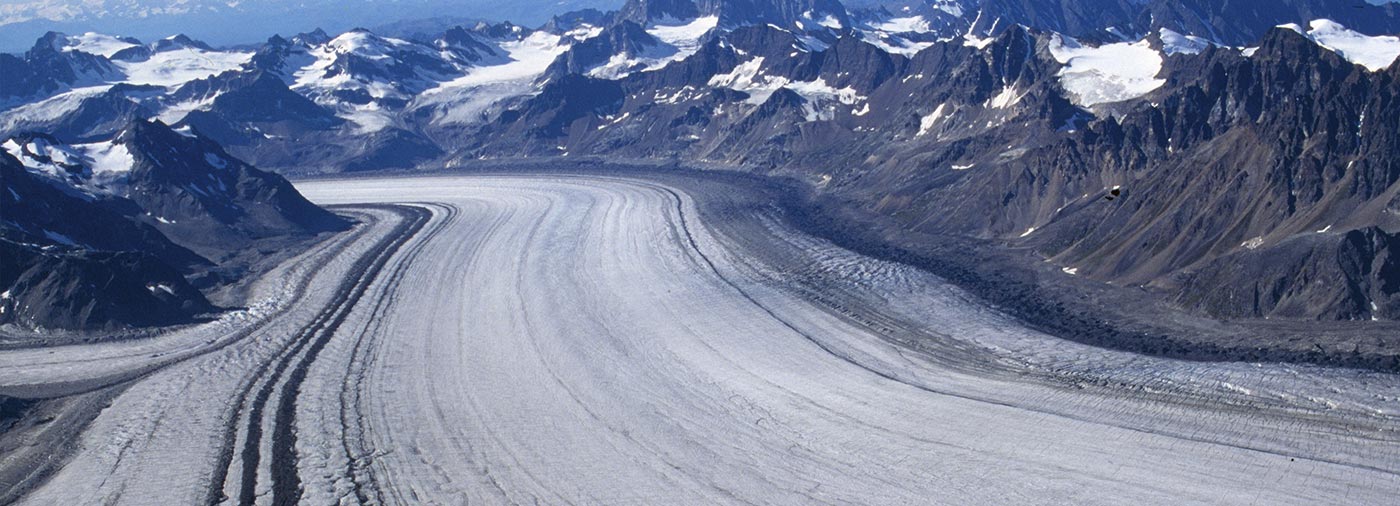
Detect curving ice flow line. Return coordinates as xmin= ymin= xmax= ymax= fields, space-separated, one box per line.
xmin=4 ymin=173 xmax=1398 ymax=505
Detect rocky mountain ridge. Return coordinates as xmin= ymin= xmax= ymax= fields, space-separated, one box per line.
xmin=1 ymin=119 xmax=348 ymax=332
xmin=2 ymin=0 xmax=1398 ymax=324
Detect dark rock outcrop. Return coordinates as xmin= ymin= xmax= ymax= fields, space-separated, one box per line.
xmin=0 ymin=240 xmax=214 ymax=332
xmin=1 ymin=120 xmax=349 ymax=331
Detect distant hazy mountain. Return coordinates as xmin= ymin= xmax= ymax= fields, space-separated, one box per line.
xmin=0 ymin=0 xmax=626 ymax=53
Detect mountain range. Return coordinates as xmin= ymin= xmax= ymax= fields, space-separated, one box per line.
xmin=0 ymin=1 xmax=623 ymax=54
xmin=2 ymin=0 xmax=1399 ymax=330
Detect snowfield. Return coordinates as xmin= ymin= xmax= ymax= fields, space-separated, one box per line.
xmin=62 ymin=32 xmax=139 ymax=57
xmin=649 ymin=15 xmax=719 ymax=53
xmin=415 ymin=30 xmax=572 ymax=125
xmin=113 ymin=46 xmax=253 ymax=87
xmin=1049 ymin=35 xmax=1165 ymax=108
xmin=588 ymin=15 xmax=719 ymax=79
xmin=2 ymin=173 xmax=1397 ymax=504
xmin=1297 ymin=19 xmax=1400 ymax=71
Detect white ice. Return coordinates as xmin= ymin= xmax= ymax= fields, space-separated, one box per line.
xmin=4 ymin=174 xmax=1397 ymax=505
xmin=418 ymin=31 xmax=572 ymax=125
xmin=873 ymin=16 xmax=932 ymax=33
xmin=1301 ymin=19 xmax=1400 ymax=71
xmin=114 ymin=47 xmax=252 ymax=87
xmin=1159 ymin=28 xmax=1211 ymax=55
xmin=63 ymin=32 xmax=138 ymax=57
xmin=1050 ymin=35 xmax=1165 ymax=108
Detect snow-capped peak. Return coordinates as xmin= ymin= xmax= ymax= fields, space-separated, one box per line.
xmin=287 ymin=29 xmax=478 ymax=133
xmin=62 ymin=32 xmax=140 ymax=57
xmin=1158 ymin=28 xmax=1211 ymax=56
xmin=586 ymin=15 xmax=718 ymax=79
xmin=1286 ymin=19 xmax=1400 ymax=71
xmin=324 ymin=30 xmax=413 ymax=59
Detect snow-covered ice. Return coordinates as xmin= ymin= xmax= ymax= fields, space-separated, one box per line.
xmin=4 ymin=174 xmax=1397 ymax=505
xmin=1050 ymin=35 xmax=1165 ymax=108
xmin=63 ymin=32 xmax=138 ymax=57
xmin=873 ymin=16 xmax=932 ymax=33
xmin=0 ymin=85 xmax=111 ymax=132
xmin=1159 ymin=28 xmax=1211 ymax=55
xmin=785 ymin=78 xmax=865 ymax=121
xmin=649 ymin=15 xmax=719 ymax=49
xmin=418 ymin=31 xmax=572 ymax=125
xmin=1297 ymin=19 xmax=1400 ymax=71
xmin=113 ymin=47 xmax=252 ymax=87
xmin=588 ymin=15 xmax=719 ymax=79
xmin=708 ymin=57 xmax=791 ymax=104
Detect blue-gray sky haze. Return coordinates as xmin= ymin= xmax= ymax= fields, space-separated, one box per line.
xmin=0 ymin=0 xmax=623 ymax=52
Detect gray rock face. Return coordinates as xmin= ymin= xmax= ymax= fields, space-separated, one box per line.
xmin=1 ymin=151 xmax=214 ymax=331
xmin=0 ymin=149 xmax=208 ymax=270
xmin=993 ymin=28 xmax=1400 ymax=320
xmin=1 ymin=120 xmax=348 ymax=332
xmin=114 ymin=120 xmax=350 ymax=253
xmin=1175 ymin=227 xmax=1400 ymax=320
xmin=462 ymin=19 xmax=1398 ymax=321
xmin=1 ymin=85 xmax=155 ymax=143
xmin=0 ymin=242 xmax=214 ymax=332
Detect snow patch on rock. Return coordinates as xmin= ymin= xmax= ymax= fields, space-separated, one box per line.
xmin=987 ymin=86 xmax=1022 ymax=109
xmin=917 ymin=103 xmax=948 ymax=137
xmin=204 ymin=152 xmax=227 ymax=169
xmin=861 ymin=32 xmax=936 ymax=56
xmin=708 ymin=57 xmax=790 ymax=104
xmin=786 ymin=78 xmax=866 ymax=121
